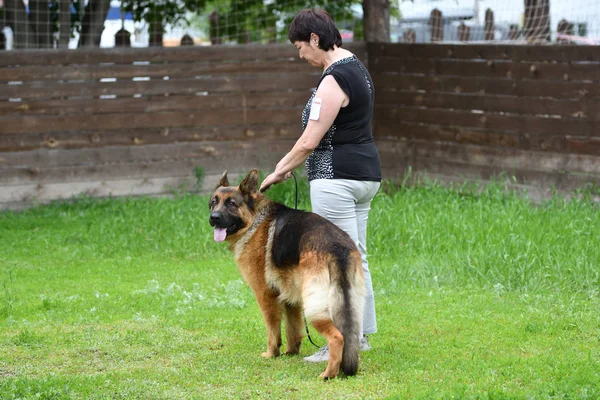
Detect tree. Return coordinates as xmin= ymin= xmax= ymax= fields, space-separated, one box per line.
xmin=77 ymin=0 xmax=113 ymax=47
xmin=121 ymin=0 xmax=208 ymax=46
xmin=58 ymin=0 xmax=71 ymax=48
xmin=363 ymin=0 xmax=390 ymax=42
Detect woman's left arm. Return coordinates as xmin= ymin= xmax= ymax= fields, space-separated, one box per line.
xmin=259 ymin=75 xmax=348 ymax=192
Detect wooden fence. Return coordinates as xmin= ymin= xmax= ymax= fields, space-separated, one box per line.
xmin=0 ymin=43 xmax=365 ymax=208
xmin=0 ymin=42 xmax=599 ymax=208
xmin=368 ymin=43 xmax=600 ymax=198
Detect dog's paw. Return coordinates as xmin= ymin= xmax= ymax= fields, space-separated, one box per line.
xmin=319 ymin=371 xmax=337 ymax=381
xmin=261 ymin=350 xmax=279 ymax=358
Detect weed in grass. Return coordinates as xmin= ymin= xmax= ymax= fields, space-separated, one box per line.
xmin=194 ymin=166 xmax=205 ymax=191
xmin=1 ymin=269 xmax=15 ymax=318
xmin=12 ymin=328 xmax=42 ymax=348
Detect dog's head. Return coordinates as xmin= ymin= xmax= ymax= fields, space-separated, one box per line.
xmin=209 ymin=169 xmax=261 ymax=243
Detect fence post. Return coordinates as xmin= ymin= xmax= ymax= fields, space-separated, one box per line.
xmin=180 ymin=34 xmax=194 ymax=46
xmin=484 ymin=9 xmax=495 ymax=40
xmin=508 ymin=24 xmax=521 ymax=40
xmin=148 ymin=16 xmax=163 ymax=47
xmin=239 ymin=30 xmax=251 ymax=44
xmin=210 ymin=11 xmax=221 ymax=45
xmin=523 ymin=0 xmax=550 ymax=42
xmin=402 ymin=29 xmax=416 ymax=43
xmin=458 ymin=22 xmax=471 ymax=42
xmin=115 ymin=28 xmax=131 ymax=47
xmin=430 ymin=9 xmax=443 ymax=42
xmin=557 ymin=19 xmax=574 ymax=44
xmin=265 ymin=26 xmax=277 ymax=43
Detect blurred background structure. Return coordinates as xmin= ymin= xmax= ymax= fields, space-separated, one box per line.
xmin=1 ymin=0 xmax=598 ymax=49
xmin=0 ymin=1 xmax=599 ymax=209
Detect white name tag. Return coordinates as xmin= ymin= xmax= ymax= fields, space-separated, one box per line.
xmin=309 ymin=97 xmax=322 ymax=120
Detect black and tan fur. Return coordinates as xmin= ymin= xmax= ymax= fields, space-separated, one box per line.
xmin=209 ymin=169 xmax=366 ymax=379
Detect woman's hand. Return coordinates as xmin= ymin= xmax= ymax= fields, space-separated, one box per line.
xmin=259 ymin=171 xmax=293 ymax=193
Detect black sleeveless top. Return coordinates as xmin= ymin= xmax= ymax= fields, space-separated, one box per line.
xmin=302 ymin=55 xmax=382 ymax=182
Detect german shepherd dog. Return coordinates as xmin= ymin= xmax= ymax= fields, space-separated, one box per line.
xmin=209 ymin=169 xmax=365 ymax=379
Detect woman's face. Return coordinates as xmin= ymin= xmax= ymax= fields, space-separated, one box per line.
xmin=294 ymin=39 xmax=322 ymax=68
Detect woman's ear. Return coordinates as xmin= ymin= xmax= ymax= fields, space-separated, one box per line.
xmin=310 ymin=33 xmax=319 ymax=47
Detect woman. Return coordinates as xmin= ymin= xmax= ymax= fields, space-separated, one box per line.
xmin=259 ymin=8 xmax=382 ymax=362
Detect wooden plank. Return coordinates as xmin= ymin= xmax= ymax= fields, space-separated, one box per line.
xmin=368 ymin=43 xmax=600 ymax=62
xmin=0 ymin=139 xmax=296 ymax=169
xmin=0 ymin=42 xmax=367 ymax=67
xmin=0 ymin=146 xmax=289 ymax=185
xmin=1 ymin=158 xmax=203 ymax=185
xmin=1 ymin=135 xmax=597 ymax=209
xmin=0 ymin=172 xmax=256 ymax=210
xmin=0 ymin=107 xmax=300 ymax=135
xmin=376 ymin=90 xmax=596 ymax=118
xmin=375 ymin=137 xmax=600 ymax=175
xmin=375 ymin=137 xmax=600 ymax=202
xmin=0 ymin=59 xmax=314 ymax=82
xmin=0 ymin=139 xmax=295 ymax=208
xmin=0 ymin=122 xmax=300 ymax=152
xmin=0 ymin=72 xmax=319 ymax=101
xmin=373 ymin=73 xmax=599 ymax=99
xmin=0 ymin=177 xmax=196 ymax=208
xmin=387 ymin=158 xmax=599 ymax=194
xmin=372 ymin=56 xmax=600 ymax=81
xmin=374 ymin=120 xmax=521 ymax=148
xmin=566 ymin=136 xmax=600 ymax=155
xmin=0 ymin=92 xmax=309 ymax=117
xmin=374 ymin=106 xmax=596 ymax=138
xmin=374 ymin=119 xmax=596 ymax=155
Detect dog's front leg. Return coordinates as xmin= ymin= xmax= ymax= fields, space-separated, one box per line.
xmin=256 ymin=290 xmax=282 ymax=357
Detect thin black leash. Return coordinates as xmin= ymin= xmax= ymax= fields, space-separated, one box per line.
xmin=290 ymin=172 xmax=321 ymax=349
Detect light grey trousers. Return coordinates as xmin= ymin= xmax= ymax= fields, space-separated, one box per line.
xmin=309 ymin=179 xmax=380 ymax=336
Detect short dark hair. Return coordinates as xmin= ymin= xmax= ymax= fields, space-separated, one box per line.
xmin=288 ymin=9 xmax=342 ymax=51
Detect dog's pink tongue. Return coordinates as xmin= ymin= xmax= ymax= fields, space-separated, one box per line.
xmin=214 ymin=227 xmax=227 ymax=242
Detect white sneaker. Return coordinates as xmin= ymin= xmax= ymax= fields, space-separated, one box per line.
xmin=359 ymin=336 xmax=371 ymax=351
xmin=304 ymin=337 xmax=370 ymax=363
xmin=303 ymin=345 xmax=329 ymax=362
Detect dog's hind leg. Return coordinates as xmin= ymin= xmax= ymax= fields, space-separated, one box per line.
xmin=255 ymin=290 xmax=282 ymax=358
xmin=311 ymin=319 xmax=344 ymax=380
xmin=283 ymin=304 xmax=304 ymax=355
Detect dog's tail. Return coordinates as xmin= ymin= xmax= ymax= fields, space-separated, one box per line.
xmin=330 ymin=249 xmax=365 ymax=376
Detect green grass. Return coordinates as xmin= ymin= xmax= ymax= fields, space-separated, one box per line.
xmin=1 ymin=177 xmax=599 ymax=399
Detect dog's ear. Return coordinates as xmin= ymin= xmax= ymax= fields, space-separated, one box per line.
xmin=217 ymin=170 xmax=229 ymax=188
xmin=239 ymin=169 xmax=259 ymax=195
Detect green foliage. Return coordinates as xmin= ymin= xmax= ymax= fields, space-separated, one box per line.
xmin=121 ymin=0 xmax=208 ymax=27
xmin=117 ymin=0 xmax=362 ymax=44
xmin=196 ymin=0 xmax=362 ymax=44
